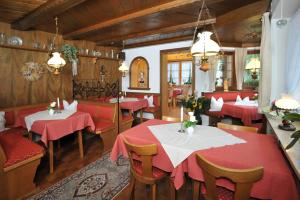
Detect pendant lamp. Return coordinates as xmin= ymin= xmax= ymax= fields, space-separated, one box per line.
xmin=47 ymin=17 xmax=66 ymax=75
xmin=190 ymin=0 xmax=222 ymax=72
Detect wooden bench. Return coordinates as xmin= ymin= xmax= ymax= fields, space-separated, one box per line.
xmin=0 ymin=128 xmax=44 ymax=200
xmin=77 ymin=100 xmax=118 ymax=153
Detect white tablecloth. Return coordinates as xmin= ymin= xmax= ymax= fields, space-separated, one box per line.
xmin=234 ymin=100 xmax=258 ymax=106
xmin=25 ymin=110 xmax=76 ymax=131
xmin=109 ymin=97 xmax=138 ymax=103
xmin=148 ymin=123 xmax=246 ymax=167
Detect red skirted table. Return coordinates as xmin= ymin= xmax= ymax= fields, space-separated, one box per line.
xmin=120 ymin=98 xmax=148 ymax=122
xmin=220 ymin=102 xmax=263 ymax=126
xmin=111 ymin=119 xmax=299 ymax=200
xmin=16 ymin=111 xmax=95 ymax=173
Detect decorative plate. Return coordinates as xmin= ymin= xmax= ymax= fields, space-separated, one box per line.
xmin=7 ymin=36 xmax=22 ymax=46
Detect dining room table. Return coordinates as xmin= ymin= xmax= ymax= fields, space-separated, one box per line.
xmin=111 ymin=97 xmax=148 ymax=122
xmin=110 ymin=119 xmax=299 ymax=200
xmin=220 ymin=101 xmax=263 ymax=126
xmin=15 ymin=110 xmax=95 ymax=173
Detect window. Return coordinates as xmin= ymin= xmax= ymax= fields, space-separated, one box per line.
xmin=215 ymin=54 xmax=233 ymax=88
xmin=244 ymin=53 xmax=260 ymax=88
xmin=168 ymin=61 xmax=192 ymax=85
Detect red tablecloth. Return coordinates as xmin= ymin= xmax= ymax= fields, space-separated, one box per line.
xmin=111 ymin=119 xmax=299 ymax=200
xmin=120 ymin=98 xmax=148 ymax=112
xmin=16 ymin=111 xmax=95 ymax=146
xmin=221 ymin=102 xmax=263 ymax=126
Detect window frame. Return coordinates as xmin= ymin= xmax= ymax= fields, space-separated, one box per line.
xmin=167 ymin=59 xmax=193 ymax=86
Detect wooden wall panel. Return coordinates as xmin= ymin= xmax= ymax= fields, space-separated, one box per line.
xmin=0 ymin=22 xmax=120 ymax=108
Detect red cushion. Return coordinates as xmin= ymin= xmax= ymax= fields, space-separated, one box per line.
xmin=240 ymin=91 xmax=257 ymax=99
xmin=17 ymin=106 xmax=46 ymax=117
xmin=0 ymin=129 xmax=44 ymax=168
xmin=133 ymin=160 xmax=167 ymax=179
xmin=203 ymin=92 xmax=241 ymax=102
xmin=94 ymin=120 xmax=114 ymax=132
xmin=4 ymin=111 xmax=15 ymax=127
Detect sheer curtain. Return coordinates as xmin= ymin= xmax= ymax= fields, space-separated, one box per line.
xmin=285 ymin=8 xmax=300 ymax=102
xmin=235 ymin=48 xmax=247 ymax=90
xmin=259 ymin=12 xmax=272 ymax=110
xmin=207 ymin=56 xmax=218 ymax=91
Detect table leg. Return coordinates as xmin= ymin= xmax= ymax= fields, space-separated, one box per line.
xmin=49 ymin=141 xmax=54 ymax=174
xmin=173 ymin=97 xmax=176 ymax=108
xmin=139 ymin=109 xmax=143 ymax=123
xmin=77 ymin=130 xmax=84 ymax=158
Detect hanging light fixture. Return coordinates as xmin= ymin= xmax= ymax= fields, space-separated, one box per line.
xmin=191 ymin=0 xmax=222 ymax=72
xmin=118 ymin=41 xmax=129 ymax=77
xmin=47 ymin=17 xmax=66 ymax=75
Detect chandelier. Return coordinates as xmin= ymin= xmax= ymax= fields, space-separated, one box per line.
xmin=118 ymin=41 xmax=129 ymax=77
xmin=191 ymin=0 xmax=222 ymax=71
xmin=245 ymin=57 xmax=260 ymax=79
xmin=47 ymin=17 xmax=66 ymax=75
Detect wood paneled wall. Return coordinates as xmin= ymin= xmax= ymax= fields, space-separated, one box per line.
xmin=0 ymin=22 xmax=120 ymax=108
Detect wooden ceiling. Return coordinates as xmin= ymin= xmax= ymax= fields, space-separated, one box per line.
xmin=0 ymin=0 xmax=269 ymax=48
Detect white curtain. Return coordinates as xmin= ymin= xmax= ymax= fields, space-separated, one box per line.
xmin=235 ymin=48 xmax=247 ymax=90
xmin=207 ymin=56 xmax=217 ymax=91
xmin=259 ymin=12 xmax=272 ymax=110
xmin=285 ymin=8 xmax=300 ymax=102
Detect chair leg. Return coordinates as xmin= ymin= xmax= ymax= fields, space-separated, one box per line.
xmin=151 ymin=184 xmax=157 ymax=200
xmin=169 ymin=178 xmax=176 ymax=200
xmin=128 ymin=175 xmax=135 ymax=200
xmin=193 ymin=180 xmax=200 ymax=200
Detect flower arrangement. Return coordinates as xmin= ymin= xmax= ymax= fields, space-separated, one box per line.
xmin=283 ymin=113 xmax=300 ymax=149
xmin=253 ymin=93 xmax=258 ymax=100
xmin=183 ymin=118 xmax=197 ymax=129
xmin=182 ymin=95 xmax=210 ymax=124
xmin=48 ymin=102 xmax=56 ymax=110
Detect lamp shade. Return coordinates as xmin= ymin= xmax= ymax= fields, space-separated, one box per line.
xmin=118 ymin=61 xmax=129 ymax=72
xmin=47 ymin=52 xmax=66 ymax=69
xmin=191 ymin=31 xmax=220 ymax=57
xmin=275 ymin=96 xmax=300 ymax=110
xmin=245 ymin=58 xmax=260 ymax=71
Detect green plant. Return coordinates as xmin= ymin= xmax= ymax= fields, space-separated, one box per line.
xmin=183 ymin=120 xmax=197 ymax=128
xmin=283 ymin=113 xmax=300 ymax=149
xmin=61 ymin=44 xmax=78 ymax=62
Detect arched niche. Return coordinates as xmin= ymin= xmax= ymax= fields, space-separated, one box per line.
xmin=129 ymin=56 xmax=150 ymax=90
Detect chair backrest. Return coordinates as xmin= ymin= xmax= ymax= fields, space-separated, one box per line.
xmin=168 ymin=87 xmax=174 ymax=98
xmin=217 ymin=123 xmax=258 ymax=133
xmin=196 ymin=154 xmax=263 ymax=200
xmin=0 ymin=144 xmax=6 ymax=170
xmin=123 ymin=138 xmax=157 ymax=179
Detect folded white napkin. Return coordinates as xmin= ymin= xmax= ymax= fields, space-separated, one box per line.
xmin=144 ymin=95 xmax=155 ymax=107
xmin=63 ymin=100 xmax=78 ymax=111
xmin=0 ymin=111 xmax=6 ymax=132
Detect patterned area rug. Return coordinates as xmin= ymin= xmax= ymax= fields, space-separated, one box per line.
xmin=28 ymin=153 xmax=129 ymax=200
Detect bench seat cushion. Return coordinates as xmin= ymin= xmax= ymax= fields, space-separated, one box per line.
xmin=0 ymin=129 xmax=44 ymax=168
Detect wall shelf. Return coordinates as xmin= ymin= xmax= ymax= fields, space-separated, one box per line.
xmin=0 ymin=44 xmax=120 ymax=61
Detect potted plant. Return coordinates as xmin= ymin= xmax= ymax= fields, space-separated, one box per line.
xmin=283 ymin=113 xmax=300 ymax=149
xmin=183 ymin=116 xmax=197 ymax=135
xmin=61 ymin=44 xmax=78 ymax=76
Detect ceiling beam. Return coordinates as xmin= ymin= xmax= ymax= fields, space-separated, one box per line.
xmin=64 ymin=0 xmax=222 ymax=39
xmin=12 ymin=0 xmax=88 ymax=30
xmin=123 ymin=35 xmax=193 ymax=49
xmin=95 ymin=18 xmax=216 ymax=45
xmin=216 ymin=0 xmax=269 ymax=27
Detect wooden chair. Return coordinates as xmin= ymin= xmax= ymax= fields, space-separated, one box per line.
xmin=217 ymin=123 xmax=258 ymax=133
xmin=123 ymin=139 xmax=175 ymax=200
xmin=193 ymin=154 xmax=264 ymax=200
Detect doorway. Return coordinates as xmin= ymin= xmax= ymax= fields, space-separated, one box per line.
xmin=160 ymin=47 xmax=195 ymax=121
